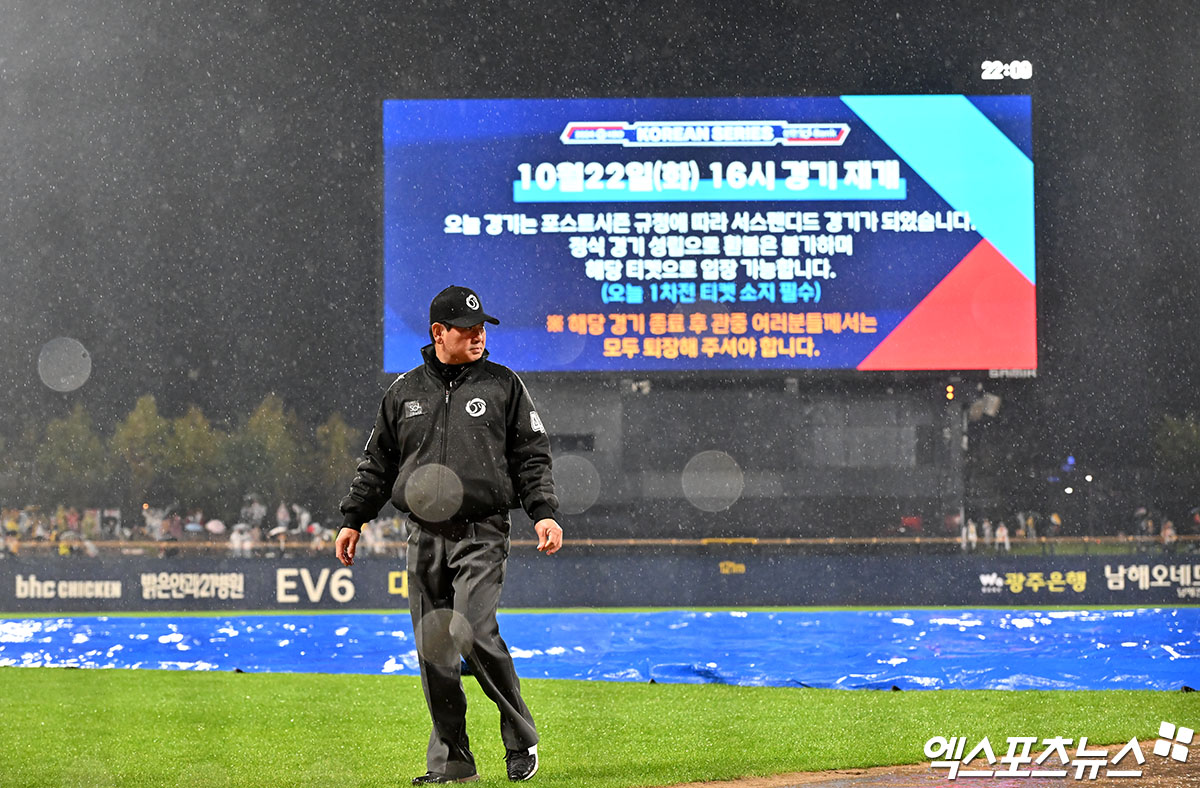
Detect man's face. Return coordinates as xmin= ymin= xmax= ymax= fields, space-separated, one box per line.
xmin=433 ymin=322 xmax=486 ymax=364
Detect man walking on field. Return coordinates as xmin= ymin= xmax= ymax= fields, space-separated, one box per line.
xmin=336 ymin=285 xmax=563 ymax=783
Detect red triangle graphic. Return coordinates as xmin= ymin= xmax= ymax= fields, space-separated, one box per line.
xmin=857 ymin=240 xmax=1036 ymax=371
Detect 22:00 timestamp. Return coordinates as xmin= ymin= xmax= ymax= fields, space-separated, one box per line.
xmin=981 ymin=60 xmax=1032 ymax=80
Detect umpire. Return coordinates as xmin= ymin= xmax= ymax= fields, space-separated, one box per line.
xmin=336 ymin=285 xmax=563 ymax=784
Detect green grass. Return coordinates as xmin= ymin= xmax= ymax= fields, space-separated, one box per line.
xmin=1 ymin=667 xmax=1196 ymax=788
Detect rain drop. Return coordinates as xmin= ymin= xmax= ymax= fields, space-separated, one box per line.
xmin=37 ymin=337 xmax=92 ymax=392
xmin=681 ymin=450 xmax=744 ymax=512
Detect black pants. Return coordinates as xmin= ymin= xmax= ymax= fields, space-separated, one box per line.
xmin=406 ymin=515 xmax=538 ymax=778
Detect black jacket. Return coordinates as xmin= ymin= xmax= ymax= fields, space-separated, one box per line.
xmin=339 ymin=345 xmax=558 ymax=534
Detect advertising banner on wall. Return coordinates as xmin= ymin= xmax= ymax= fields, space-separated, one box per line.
xmin=2 ymin=553 xmax=1194 ymax=613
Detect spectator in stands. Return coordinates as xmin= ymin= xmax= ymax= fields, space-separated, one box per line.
xmin=17 ymin=507 xmax=32 ymax=537
xmin=3 ymin=509 xmax=18 ymax=539
xmin=3 ymin=525 xmax=17 ymax=557
xmin=308 ymin=526 xmax=333 ymax=555
xmin=1161 ymin=520 xmax=1177 ymax=551
xmin=994 ymin=521 xmax=1010 ymax=552
xmin=291 ymin=503 xmax=311 ymax=534
xmin=361 ymin=516 xmax=387 ymax=556
xmin=229 ymin=522 xmax=255 ymax=558
xmin=275 ymin=501 xmax=292 ymax=533
xmin=142 ymin=506 xmax=166 ymax=540
xmin=1136 ymin=509 xmax=1156 ymax=538
xmin=967 ymin=518 xmax=978 ymax=551
xmin=164 ymin=513 xmax=184 ymax=541
xmin=241 ymin=495 xmax=269 ymax=541
xmin=32 ymin=513 xmax=48 ymax=541
xmin=266 ymin=523 xmax=291 ymax=555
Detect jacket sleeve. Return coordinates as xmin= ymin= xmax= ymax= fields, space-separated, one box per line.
xmin=505 ymin=373 xmax=559 ymax=524
xmin=339 ymin=390 xmax=402 ymax=531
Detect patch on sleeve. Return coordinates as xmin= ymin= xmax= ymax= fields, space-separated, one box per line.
xmin=530 ymin=410 xmax=545 ymax=433
xmin=403 ymin=400 xmax=426 ymax=418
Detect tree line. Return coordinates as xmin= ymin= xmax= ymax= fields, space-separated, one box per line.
xmin=1151 ymin=413 xmax=1200 ymax=513
xmin=2 ymin=394 xmax=363 ymax=528
xmin=4 ymin=393 xmax=1198 ymax=534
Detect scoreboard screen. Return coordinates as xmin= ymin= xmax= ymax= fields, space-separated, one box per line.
xmin=382 ymin=95 xmax=1035 ymax=374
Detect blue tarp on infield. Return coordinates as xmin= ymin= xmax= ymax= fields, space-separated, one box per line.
xmin=1 ymin=608 xmax=1196 ymax=690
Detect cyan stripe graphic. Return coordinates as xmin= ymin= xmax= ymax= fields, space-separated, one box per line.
xmin=841 ymin=95 xmax=1034 ymax=284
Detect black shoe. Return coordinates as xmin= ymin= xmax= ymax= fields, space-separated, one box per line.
xmin=505 ymin=744 xmax=538 ymax=781
xmin=411 ymin=772 xmax=479 ymax=784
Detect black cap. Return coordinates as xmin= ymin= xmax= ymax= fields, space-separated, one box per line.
xmin=429 ymin=285 xmax=500 ymax=328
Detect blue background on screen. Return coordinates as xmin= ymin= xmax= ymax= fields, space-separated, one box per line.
xmin=382 ymin=96 xmax=1033 ymax=373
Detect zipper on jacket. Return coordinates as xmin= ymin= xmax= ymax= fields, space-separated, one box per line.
xmin=441 ymin=383 xmax=452 ymax=467
xmin=433 ymin=380 xmax=458 ymax=519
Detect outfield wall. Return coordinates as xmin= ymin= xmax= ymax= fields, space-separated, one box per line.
xmin=2 ymin=549 xmax=1197 ymax=613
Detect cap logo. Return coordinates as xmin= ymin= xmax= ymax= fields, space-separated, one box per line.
xmin=465 ymin=397 xmax=486 ymax=417
xmin=466 ymin=294 xmax=480 ymax=310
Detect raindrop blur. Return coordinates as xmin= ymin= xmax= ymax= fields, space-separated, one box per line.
xmin=37 ymin=337 xmax=92 ymax=392
xmin=414 ymin=608 xmax=473 ymax=667
xmin=546 ymin=331 xmax=587 ymax=366
xmin=681 ymin=450 xmax=744 ymax=512
xmin=554 ymin=454 xmax=602 ymax=515
xmin=404 ymin=463 xmax=464 ymax=522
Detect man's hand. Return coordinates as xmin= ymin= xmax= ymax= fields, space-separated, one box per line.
xmin=534 ymin=518 xmax=563 ymax=554
xmin=335 ymin=526 xmax=360 ymax=566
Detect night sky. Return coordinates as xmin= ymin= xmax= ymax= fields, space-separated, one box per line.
xmin=3 ymin=0 xmax=1198 ymax=473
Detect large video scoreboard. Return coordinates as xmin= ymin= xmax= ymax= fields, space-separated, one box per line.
xmin=382 ymin=95 xmax=1034 ymax=374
